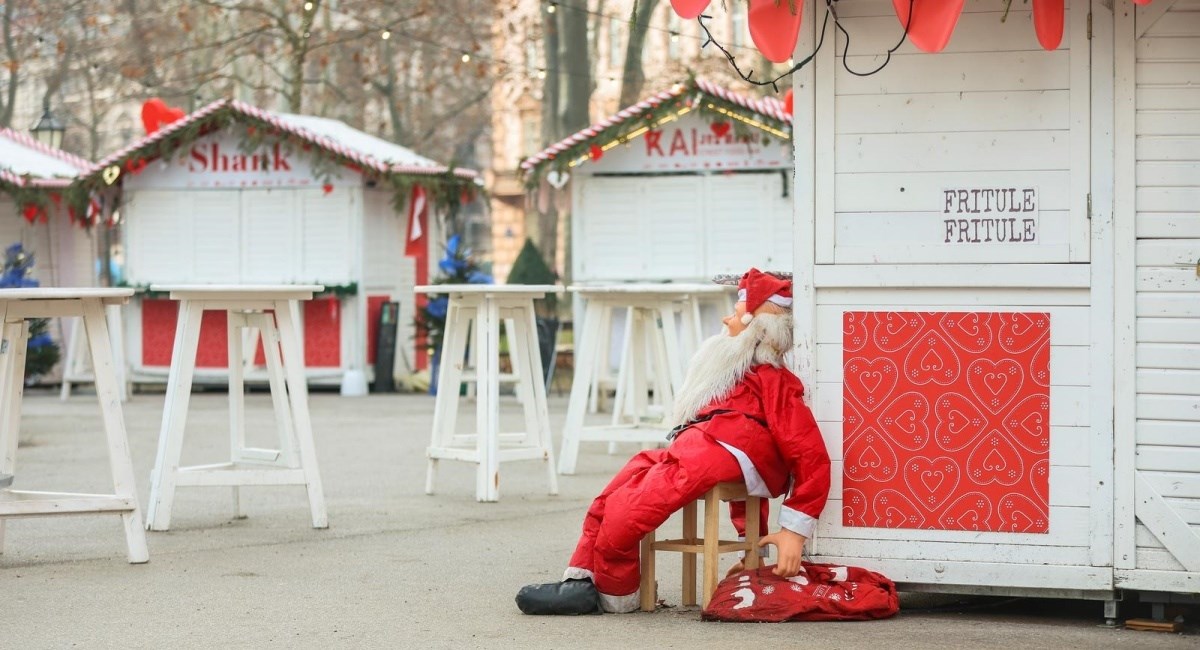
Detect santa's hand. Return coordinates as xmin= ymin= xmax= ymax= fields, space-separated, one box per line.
xmin=757 ymin=529 xmax=808 ymax=578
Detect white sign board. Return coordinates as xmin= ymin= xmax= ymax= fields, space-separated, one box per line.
xmin=123 ymin=132 xmax=352 ymax=190
xmin=586 ymin=112 xmax=791 ymax=174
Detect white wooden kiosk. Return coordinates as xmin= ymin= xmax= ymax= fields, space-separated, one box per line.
xmin=80 ymin=100 xmax=479 ymax=390
xmin=0 ymin=129 xmax=98 ymax=386
xmin=779 ymin=0 xmax=1199 ymax=610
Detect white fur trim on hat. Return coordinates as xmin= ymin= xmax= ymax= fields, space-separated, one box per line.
xmin=737 ymin=288 xmax=793 ymax=309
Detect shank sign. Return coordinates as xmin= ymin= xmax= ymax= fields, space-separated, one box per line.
xmin=123 ymin=133 xmax=349 ymax=190
xmin=942 ymin=187 xmax=1039 ymax=244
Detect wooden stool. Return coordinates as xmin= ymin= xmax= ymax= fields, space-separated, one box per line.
xmin=639 ymin=482 xmax=762 ymax=611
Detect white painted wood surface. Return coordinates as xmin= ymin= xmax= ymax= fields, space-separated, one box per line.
xmin=1115 ymin=0 xmax=1200 ymax=591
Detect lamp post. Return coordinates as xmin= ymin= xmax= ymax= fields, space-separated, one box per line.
xmin=30 ymin=97 xmax=66 ymax=149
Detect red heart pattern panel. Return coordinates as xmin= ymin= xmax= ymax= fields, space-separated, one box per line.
xmin=842 ymin=311 xmax=1050 ymax=533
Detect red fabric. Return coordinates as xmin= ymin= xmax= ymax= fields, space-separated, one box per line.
xmin=689 ymin=365 xmax=831 ymax=524
xmin=303 ymin=298 xmax=341 ymax=368
xmin=404 ymin=185 xmax=427 ymax=258
xmin=738 ymin=268 xmax=792 ymax=314
xmin=842 ymin=312 xmax=1050 ymax=533
xmin=703 ymin=563 xmax=899 ymax=622
xmin=568 ymin=431 xmax=743 ymax=598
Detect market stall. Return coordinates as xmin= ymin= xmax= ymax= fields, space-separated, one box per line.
xmin=77 ymin=100 xmax=479 ymax=388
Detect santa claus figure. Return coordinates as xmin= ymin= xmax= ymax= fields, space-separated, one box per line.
xmin=516 ymin=268 xmax=831 ymax=615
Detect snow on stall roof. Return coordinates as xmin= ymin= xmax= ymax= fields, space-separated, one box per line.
xmin=274 ymin=113 xmax=444 ymax=170
xmin=0 ymin=128 xmax=89 ymax=185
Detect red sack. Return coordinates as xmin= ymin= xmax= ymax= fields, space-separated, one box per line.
xmin=702 ymin=562 xmax=899 ymax=622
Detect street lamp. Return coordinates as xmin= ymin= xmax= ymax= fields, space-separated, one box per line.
xmin=30 ymin=98 xmax=66 ymax=150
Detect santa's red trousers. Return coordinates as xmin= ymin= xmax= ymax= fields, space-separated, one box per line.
xmin=568 ymin=431 xmax=769 ymax=599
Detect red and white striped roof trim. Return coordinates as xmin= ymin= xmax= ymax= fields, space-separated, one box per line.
xmin=520 ymin=78 xmax=790 ymax=172
xmin=0 ymin=128 xmax=90 ymax=189
xmin=89 ymin=99 xmax=478 ymax=181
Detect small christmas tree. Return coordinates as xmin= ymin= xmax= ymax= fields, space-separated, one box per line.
xmin=1 ymin=243 xmax=61 ymax=381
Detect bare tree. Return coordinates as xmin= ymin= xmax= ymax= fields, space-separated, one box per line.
xmin=618 ymin=0 xmax=659 ymax=107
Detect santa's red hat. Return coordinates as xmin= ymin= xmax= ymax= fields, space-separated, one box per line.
xmin=737 ymin=268 xmax=792 ymax=324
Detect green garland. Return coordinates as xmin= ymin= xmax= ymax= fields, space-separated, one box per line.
xmin=522 ymin=77 xmax=792 ymax=187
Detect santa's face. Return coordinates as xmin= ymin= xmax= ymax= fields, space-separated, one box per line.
xmin=722 ymin=302 xmax=750 ymax=337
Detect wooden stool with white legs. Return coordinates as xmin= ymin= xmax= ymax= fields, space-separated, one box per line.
xmin=145 ymin=285 xmax=327 ymax=531
xmin=639 ymin=482 xmax=762 ymax=611
xmin=59 ymin=306 xmax=130 ymax=401
xmin=0 ymin=288 xmax=148 ymax=563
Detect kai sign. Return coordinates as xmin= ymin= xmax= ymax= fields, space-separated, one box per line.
xmin=588 ymin=112 xmax=791 ymax=174
xmin=124 ymin=133 xmax=349 ymax=190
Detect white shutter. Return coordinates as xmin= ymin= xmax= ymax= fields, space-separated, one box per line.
xmin=643 ymin=176 xmax=704 ymax=279
xmin=578 ymin=177 xmax=643 ymax=281
xmin=300 ymin=187 xmax=353 ymax=283
xmin=705 ymin=173 xmax=776 ymax=275
xmin=191 ymin=191 xmax=241 ymax=283
xmin=125 ymin=190 xmax=189 ymax=283
xmin=240 ymin=189 xmax=297 ymax=282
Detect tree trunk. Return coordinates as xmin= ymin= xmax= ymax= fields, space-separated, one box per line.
xmin=1 ymin=1 xmax=18 ymax=127
xmin=286 ymin=0 xmax=321 ymax=113
xmin=557 ymin=7 xmax=591 ymax=135
xmin=618 ymin=0 xmax=659 ymax=107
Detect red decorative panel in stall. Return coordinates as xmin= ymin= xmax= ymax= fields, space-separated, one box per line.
xmin=842 ymin=312 xmax=1050 ymax=533
xmin=303 ymin=296 xmax=341 ymax=368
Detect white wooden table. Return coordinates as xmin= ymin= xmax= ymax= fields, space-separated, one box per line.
xmin=0 ymin=288 xmax=149 ymax=563
xmin=558 ymin=283 xmax=735 ymax=475
xmin=145 ymin=285 xmax=327 ymax=531
xmin=417 ymin=284 xmax=561 ymax=502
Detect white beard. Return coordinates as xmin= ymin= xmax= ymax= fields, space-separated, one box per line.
xmin=668 ymin=311 xmax=794 ymax=428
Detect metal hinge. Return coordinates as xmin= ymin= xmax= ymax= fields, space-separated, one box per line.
xmin=1087 ymin=193 xmax=1092 ymax=220
xmin=1087 ymin=12 xmax=1093 ymax=40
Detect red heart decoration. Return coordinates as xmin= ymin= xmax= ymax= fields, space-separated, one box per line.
xmin=876 ymin=391 xmax=932 ymax=450
xmin=1001 ymin=394 xmax=1050 ymax=453
xmin=783 ymin=88 xmax=794 ymax=115
xmin=965 ymin=432 xmax=1024 ymax=486
xmin=588 ymin=144 xmax=603 ymax=161
xmin=996 ymin=493 xmax=1047 ymax=533
xmin=892 ymin=0 xmax=964 ymax=53
xmin=933 ymin=391 xmax=988 ymax=452
xmin=22 ymin=203 xmax=40 ymax=224
xmin=748 ymin=0 xmax=804 ymax=63
xmin=842 ymin=488 xmax=870 ymax=528
xmin=710 ymin=121 xmax=731 ymax=139
xmin=903 ymin=456 xmax=960 ymax=511
xmin=901 ymin=328 xmax=962 ymax=385
xmin=937 ymin=312 xmax=993 ymax=353
xmin=322 ymin=183 xmax=334 ymax=195
xmin=936 ymin=491 xmax=992 ymax=531
xmin=124 ymin=158 xmax=148 ymax=175
xmin=844 ymin=429 xmax=900 ymax=484
xmin=843 ymin=356 xmax=899 ymax=412
xmin=1033 ymin=0 xmax=1065 ymax=51
xmin=871 ymin=488 xmax=927 ymax=528
xmin=842 ymin=398 xmax=866 ymax=442
xmin=669 ymin=0 xmax=711 ymax=19
xmin=997 ymin=312 xmax=1049 ymax=353
xmin=873 ymin=311 xmax=927 ymax=352
xmin=842 ymin=311 xmax=870 ymax=352
xmin=966 ymin=358 xmax=1024 ymax=415
xmin=140 ymin=98 xmax=187 ymax=134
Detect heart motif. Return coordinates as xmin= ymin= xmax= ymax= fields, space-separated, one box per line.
xmin=936 ymin=491 xmax=993 ymax=531
xmin=322 ymin=183 xmax=334 ymax=195
xmin=996 ymin=492 xmax=1048 ymax=533
xmin=873 ymin=312 xmax=927 ymax=352
xmin=997 ymin=312 xmax=1050 ymax=354
xmin=965 ymin=432 xmax=1024 ymax=487
xmin=903 ymin=456 xmax=959 ymax=511
xmin=843 ymin=428 xmax=900 ymax=484
xmin=748 ymin=0 xmax=805 ymax=63
xmin=966 ymin=358 xmax=1023 ymax=414
xmin=102 ymin=165 xmax=121 ymax=185
xmin=877 ymin=391 xmax=932 ymax=451
xmin=843 ymin=356 xmax=899 ymax=412
xmin=842 ymin=488 xmax=870 ymax=528
xmin=902 ymin=329 xmax=962 ymax=386
xmin=546 ymin=170 xmax=570 ymax=189
xmin=1002 ymin=394 xmax=1050 ymax=453
xmin=892 ymin=0 xmax=965 ymax=53
xmin=124 ymin=158 xmax=148 ymax=175
xmin=872 ymin=489 xmax=926 ymax=529
xmin=842 ymin=311 xmax=870 ymax=353
xmin=1030 ymin=339 xmax=1050 ymax=387
xmin=1028 ymin=459 xmax=1050 ymax=507
xmin=933 ymin=392 xmax=988 ymax=451
xmin=842 ymin=398 xmax=866 ymax=443
xmin=938 ymin=312 xmax=993 ymax=353
xmin=140 ymin=97 xmax=186 ymax=135
xmin=710 ymin=121 xmax=731 ymax=139
xmin=588 ymin=144 xmax=604 ymax=161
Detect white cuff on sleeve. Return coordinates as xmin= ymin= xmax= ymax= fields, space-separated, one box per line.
xmin=779 ymin=506 xmax=818 ymax=539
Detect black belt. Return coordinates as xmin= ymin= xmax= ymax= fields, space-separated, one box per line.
xmin=666 ymin=409 xmax=755 ymax=441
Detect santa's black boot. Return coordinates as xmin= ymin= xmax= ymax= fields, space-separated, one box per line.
xmin=515 ymin=578 xmax=604 ymax=615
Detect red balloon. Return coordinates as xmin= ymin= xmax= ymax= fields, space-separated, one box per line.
xmin=748 ymin=0 xmax=803 ymax=64
xmin=141 ymin=98 xmax=187 ymax=135
xmin=670 ymin=0 xmax=711 ymax=20
xmin=783 ymin=88 xmax=794 ymax=115
xmin=893 ymin=0 xmax=964 ymax=53
xmin=1033 ymin=0 xmax=1064 ymax=51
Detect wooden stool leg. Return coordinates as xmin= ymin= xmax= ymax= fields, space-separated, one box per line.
xmin=227 ymin=312 xmax=247 ymax=519
xmin=745 ymin=496 xmax=762 ymax=570
xmin=146 ymin=300 xmax=204 ymax=531
xmin=702 ymin=488 xmax=721 ymax=607
xmin=82 ymin=299 xmax=149 ymax=563
xmin=640 ymin=529 xmax=656 ymax=612
xmin=274 ymin=300 xmax=328 ymax=529
xmin=682 ymin=500 xmax=698 ymax=606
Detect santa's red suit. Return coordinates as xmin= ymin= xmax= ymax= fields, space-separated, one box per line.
xmin=562 ymin=270 xmax=831 ymax=613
